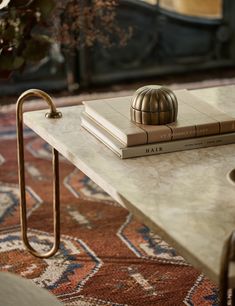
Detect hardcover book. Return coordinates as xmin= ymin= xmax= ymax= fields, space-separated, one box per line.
xmin=83 ymin=89 xmax=235 ymax=147
xmin=81 ymin=112 xmax=235 ymax=159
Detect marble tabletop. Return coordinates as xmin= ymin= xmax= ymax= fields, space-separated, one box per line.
xmin=23 ymin=85 xmax=235 ymax=287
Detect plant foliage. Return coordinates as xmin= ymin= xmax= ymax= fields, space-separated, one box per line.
xmin=0 ymin=0 xmax=132 ymax=78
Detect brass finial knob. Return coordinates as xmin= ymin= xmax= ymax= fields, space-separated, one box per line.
xmin=130 ymin=85 xmax=178 ymax=125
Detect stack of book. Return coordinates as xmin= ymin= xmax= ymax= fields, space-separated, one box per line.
xmin=81 ymin=89 xmax=235 ymax=159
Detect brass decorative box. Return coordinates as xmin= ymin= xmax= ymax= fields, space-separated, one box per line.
xmin=131 ymin=85 xmax=178 ymax=125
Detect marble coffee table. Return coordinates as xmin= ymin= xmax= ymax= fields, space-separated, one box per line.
xmin=18 ymin=86 xmax=235 ymax=305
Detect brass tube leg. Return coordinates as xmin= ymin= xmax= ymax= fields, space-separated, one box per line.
xmin=16 ymin=89 xmax=62 ymax=258
xmin=219 ymin=231 xmax=235 ymax=306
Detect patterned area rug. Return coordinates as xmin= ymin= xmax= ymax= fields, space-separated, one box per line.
xmin=0 ymin=103 xmax=219 ymax=305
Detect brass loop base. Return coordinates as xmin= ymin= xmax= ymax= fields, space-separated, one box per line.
xmin=16 ymin=89 xmax=62 ymax=258
xmin=45 ymin=111 xmax=62 ymax=119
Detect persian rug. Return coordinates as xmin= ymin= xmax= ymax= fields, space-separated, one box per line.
xmin=0 ymin=101 xmax=219 ymax=306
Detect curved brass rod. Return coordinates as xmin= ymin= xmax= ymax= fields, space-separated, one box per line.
xmin=16 ymin=89 xmax=62 ymax=258
xmin=219 ymin=230 xmax=235 ymax=305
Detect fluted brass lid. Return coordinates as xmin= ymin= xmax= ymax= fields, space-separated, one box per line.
xmin=131 ymin=85 xmax=178 ymax=125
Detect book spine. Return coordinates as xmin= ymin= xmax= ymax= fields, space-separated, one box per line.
xmin=176 ymin=90 xmax=235 ymax=135
xmin=121 ymin=133 xmax=235 ymax=158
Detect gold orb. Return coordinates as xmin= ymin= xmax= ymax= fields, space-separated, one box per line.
xmin=130 ymin=85 xmax=178 ymax=125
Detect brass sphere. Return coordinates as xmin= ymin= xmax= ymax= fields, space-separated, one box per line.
xmin=130 ymin=85 xmax=178 ymax=125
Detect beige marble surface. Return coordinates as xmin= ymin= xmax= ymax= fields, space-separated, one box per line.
xmin=23 ymin=85 xmax=235 ymax=287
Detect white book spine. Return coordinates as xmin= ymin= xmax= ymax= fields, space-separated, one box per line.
xmin=81 ymin=113 xmax=235 ymax=159
xmin=121 ymin=134 xmax=235 ymax=158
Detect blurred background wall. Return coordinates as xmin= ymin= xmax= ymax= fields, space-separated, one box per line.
xmin=1 ymin=0 xmax=235 ymax=98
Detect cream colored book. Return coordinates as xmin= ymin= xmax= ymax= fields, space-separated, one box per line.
xmin=81 ymin=112 xmax=235 ymax=159
xmin=83 ymin=89 xmax=235 ymax=147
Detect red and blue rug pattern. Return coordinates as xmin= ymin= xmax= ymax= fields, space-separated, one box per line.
xmin=0 ymin=108 xmax=219 ymax=305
